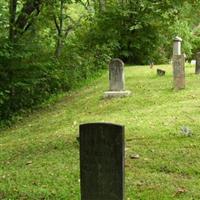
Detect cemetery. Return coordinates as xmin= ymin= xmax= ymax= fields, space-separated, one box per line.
xmin=1 ymin=56 xmax=200 ymax=199
xmin=0 ymin=1 xmax=200 ymax=199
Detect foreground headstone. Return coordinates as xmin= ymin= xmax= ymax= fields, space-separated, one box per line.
xmin=195 ymin=52 xmax=200 ymax=74
xmin=80 ymin=123 xmax=125 ymax=200
xmin=173 ymin=55 xmax=185 ymax=90
xmin=157 ymin=69 xmax=165 ymax=76
xmin=104 ymin=58 xmax=131 ymax=98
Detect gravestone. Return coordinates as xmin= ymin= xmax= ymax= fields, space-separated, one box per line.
xmin=173 ymin=36 xmax=182 ymax=56
xmin=172 ymin=36 xmax=185 ymax=90
xmin=109 ymin=58 xmax=125 ymax=91
xmin=149 ymin=62 xmax=154 ymax=69
xmin=157 ymin=69 xmax=165 ymax=76
xmin=191 ymin=60 xmax=196 ymax=65
xmin=195 ymin=52 xmax=200 ymax=74
xmin=173 ymin=55 xmax=185 ymax=90
xmin=104 ymin=58 xmax=131 ymax=98
xmin=80 ymin=123 xmax=125 ymax=200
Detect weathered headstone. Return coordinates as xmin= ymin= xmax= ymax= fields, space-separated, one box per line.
xmin=109 ymin=58 xmax=125 ymax=91
xmin=80 ymin=123 xmax=125 ymax=200
xmin=173 ymin=36 xmax=182 ymax=56
xmin=173 ymin=55 xmax=185 ymax=90
xmin=104 ymin=58 xmax=131 ymax=98
xmin=149 ymin=62 xmax=154 ymax=69
xmin=172 ymin=36 xmax=185 ymax=90
xmin=157 ymin=69 xmax=165 ymax=76
xmin=195 ymin=52 xmax=200 ymax=74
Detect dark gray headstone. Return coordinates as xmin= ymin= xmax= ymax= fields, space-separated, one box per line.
xmin=157 ymin=69 xmax=165 ymax=76
xmin=173 ymin=54 xmax=185 ymax=90
xmin=80 ymin=123 xmax=125 ymax=200
xmin=195 ymin=52 xmax=200 ymax=74
xmin=109 ymin=58 xmax=125 ymax=91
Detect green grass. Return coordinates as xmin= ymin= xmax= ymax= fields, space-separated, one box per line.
xmin=1 ymin=64 xmax=200 ymax=199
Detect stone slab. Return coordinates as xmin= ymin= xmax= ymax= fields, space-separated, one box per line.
xmin=195 ymin=52 xmax=200 ymax=74
xmin=80 ymin=123 xmax=125 ymax=200
xmin=157 ymin=69 xmax=165 ymax=76
xmin=104 ymin=90 xmax=131 ymax=98
xmin=109 ymin=58 xmax=125 ymax=91
xmin=173 ymin=54 xmax=185 ymax=90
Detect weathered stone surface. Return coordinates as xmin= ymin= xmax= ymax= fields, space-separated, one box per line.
xmin=173 ymin=36 xmax=182 ymax=56
xmin=195 ymin=52 xmax=200 ymax=74
xmin=173 ymin=54 xmax=185 ymax=90
xmin=104 ymin=58 xmax=131 ymax=98
xmin=109 ymin=58 xmax=125 ymax=91
xmin=157 ymin=69 xmax=165 ymax=76
xmin=104 ymin=90 xmax=131 ymax=98
xmin=80 ymin=123 xmax=125 ymax=200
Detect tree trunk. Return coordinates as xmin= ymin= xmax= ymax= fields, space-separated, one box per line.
xmin=98 ymin=0 xmax=106 ymax=12
xmin=55 ymin=37 xmax=63 ymax=58
xmin=13 ymin=0 xmax=43 ymax=41
xmin=9 ymin=0 xmax=17 ymax=42
xmin=54 ymin=0 xmax=64 ymax=58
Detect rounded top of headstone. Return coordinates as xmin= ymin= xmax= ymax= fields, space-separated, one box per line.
xmin=109 ymin=58 xmax=124 ymax=68
xmin=80 ymin=122 xmax=124 ymax=129
xmin=173 ymin=36 xmax=182 ymax=42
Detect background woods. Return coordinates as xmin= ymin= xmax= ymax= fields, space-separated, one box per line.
xmin=0 ymin=0 xmax=200 ymax=124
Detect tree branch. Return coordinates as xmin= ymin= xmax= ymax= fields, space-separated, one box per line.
xmin=14 ymin=0 xmax=43 ymax=40
xmin=53 ymin=15 xmax=61 ymax=34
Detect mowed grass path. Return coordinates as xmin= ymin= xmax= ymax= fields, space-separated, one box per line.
xmin=1 ymin=65 xmax=200 ymax=200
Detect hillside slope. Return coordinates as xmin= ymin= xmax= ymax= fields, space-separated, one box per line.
xmin=1 ymin=65 xmax=200 ymax=199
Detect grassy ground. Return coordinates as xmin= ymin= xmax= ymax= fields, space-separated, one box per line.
xmin=1 ymin=64 xmax=200 ymax=200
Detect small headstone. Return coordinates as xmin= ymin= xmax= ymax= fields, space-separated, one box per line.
xmin=149 ymin=61 xmax=154 ymax=69
xmin=80 ymin=123 xmax=125 ymax=200
xmin=104 ymin=58 xmax=131 ymax=98
xmin=157 ymin=69 xmax=165 ymax=76
xmin=173 ymin=54 xmax=185 ymax=90
xmin=191 ymin=60 xmax=196 ymax=65
xmin=195 ymin=52 xmax=200 ymax=74
xmin=109 ymin=58 xmax=125 ymax=91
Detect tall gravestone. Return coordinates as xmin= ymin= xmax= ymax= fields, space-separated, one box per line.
xmin=80 ymin=123 xmax=125 ymax=200
xmin=172 ymin=36 xmax=185 ymax=90
xmin=173 ymin=55 xmax=185 ymax=90
xmin=195 ymin=52 xmax=200 ymax=74
xmin=104 ymin=58 xmax=131 ymax=98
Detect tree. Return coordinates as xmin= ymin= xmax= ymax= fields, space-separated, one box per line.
xmin=9 ymin=0 xmax=43 ymax=42
xmin=49 ymin=0 xmax=86 ymax=57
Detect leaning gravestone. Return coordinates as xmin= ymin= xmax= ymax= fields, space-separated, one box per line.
xmin=157 ymin=69 xmax=165 ymax=76
xmin=195 ymin=52 xmax=200 ymax=74
xmin=80 ymin=123 xmax=125 ymax=200
xmin=172 ymin=36 xmax=185 ymax=90
xmin=104 ymin=58 xmax=131 ymax=98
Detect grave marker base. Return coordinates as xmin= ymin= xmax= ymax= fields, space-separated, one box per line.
xmin=104 ymin=90 xmax=131 ymax=98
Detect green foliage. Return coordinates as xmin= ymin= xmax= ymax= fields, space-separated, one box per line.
xmin=85 ymin=0 xmax=200 ymax=64
xmin=0 ymin=49 xmax=107 ymax=124
xmin=0 ymin=0 xmax=199 ymax=124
